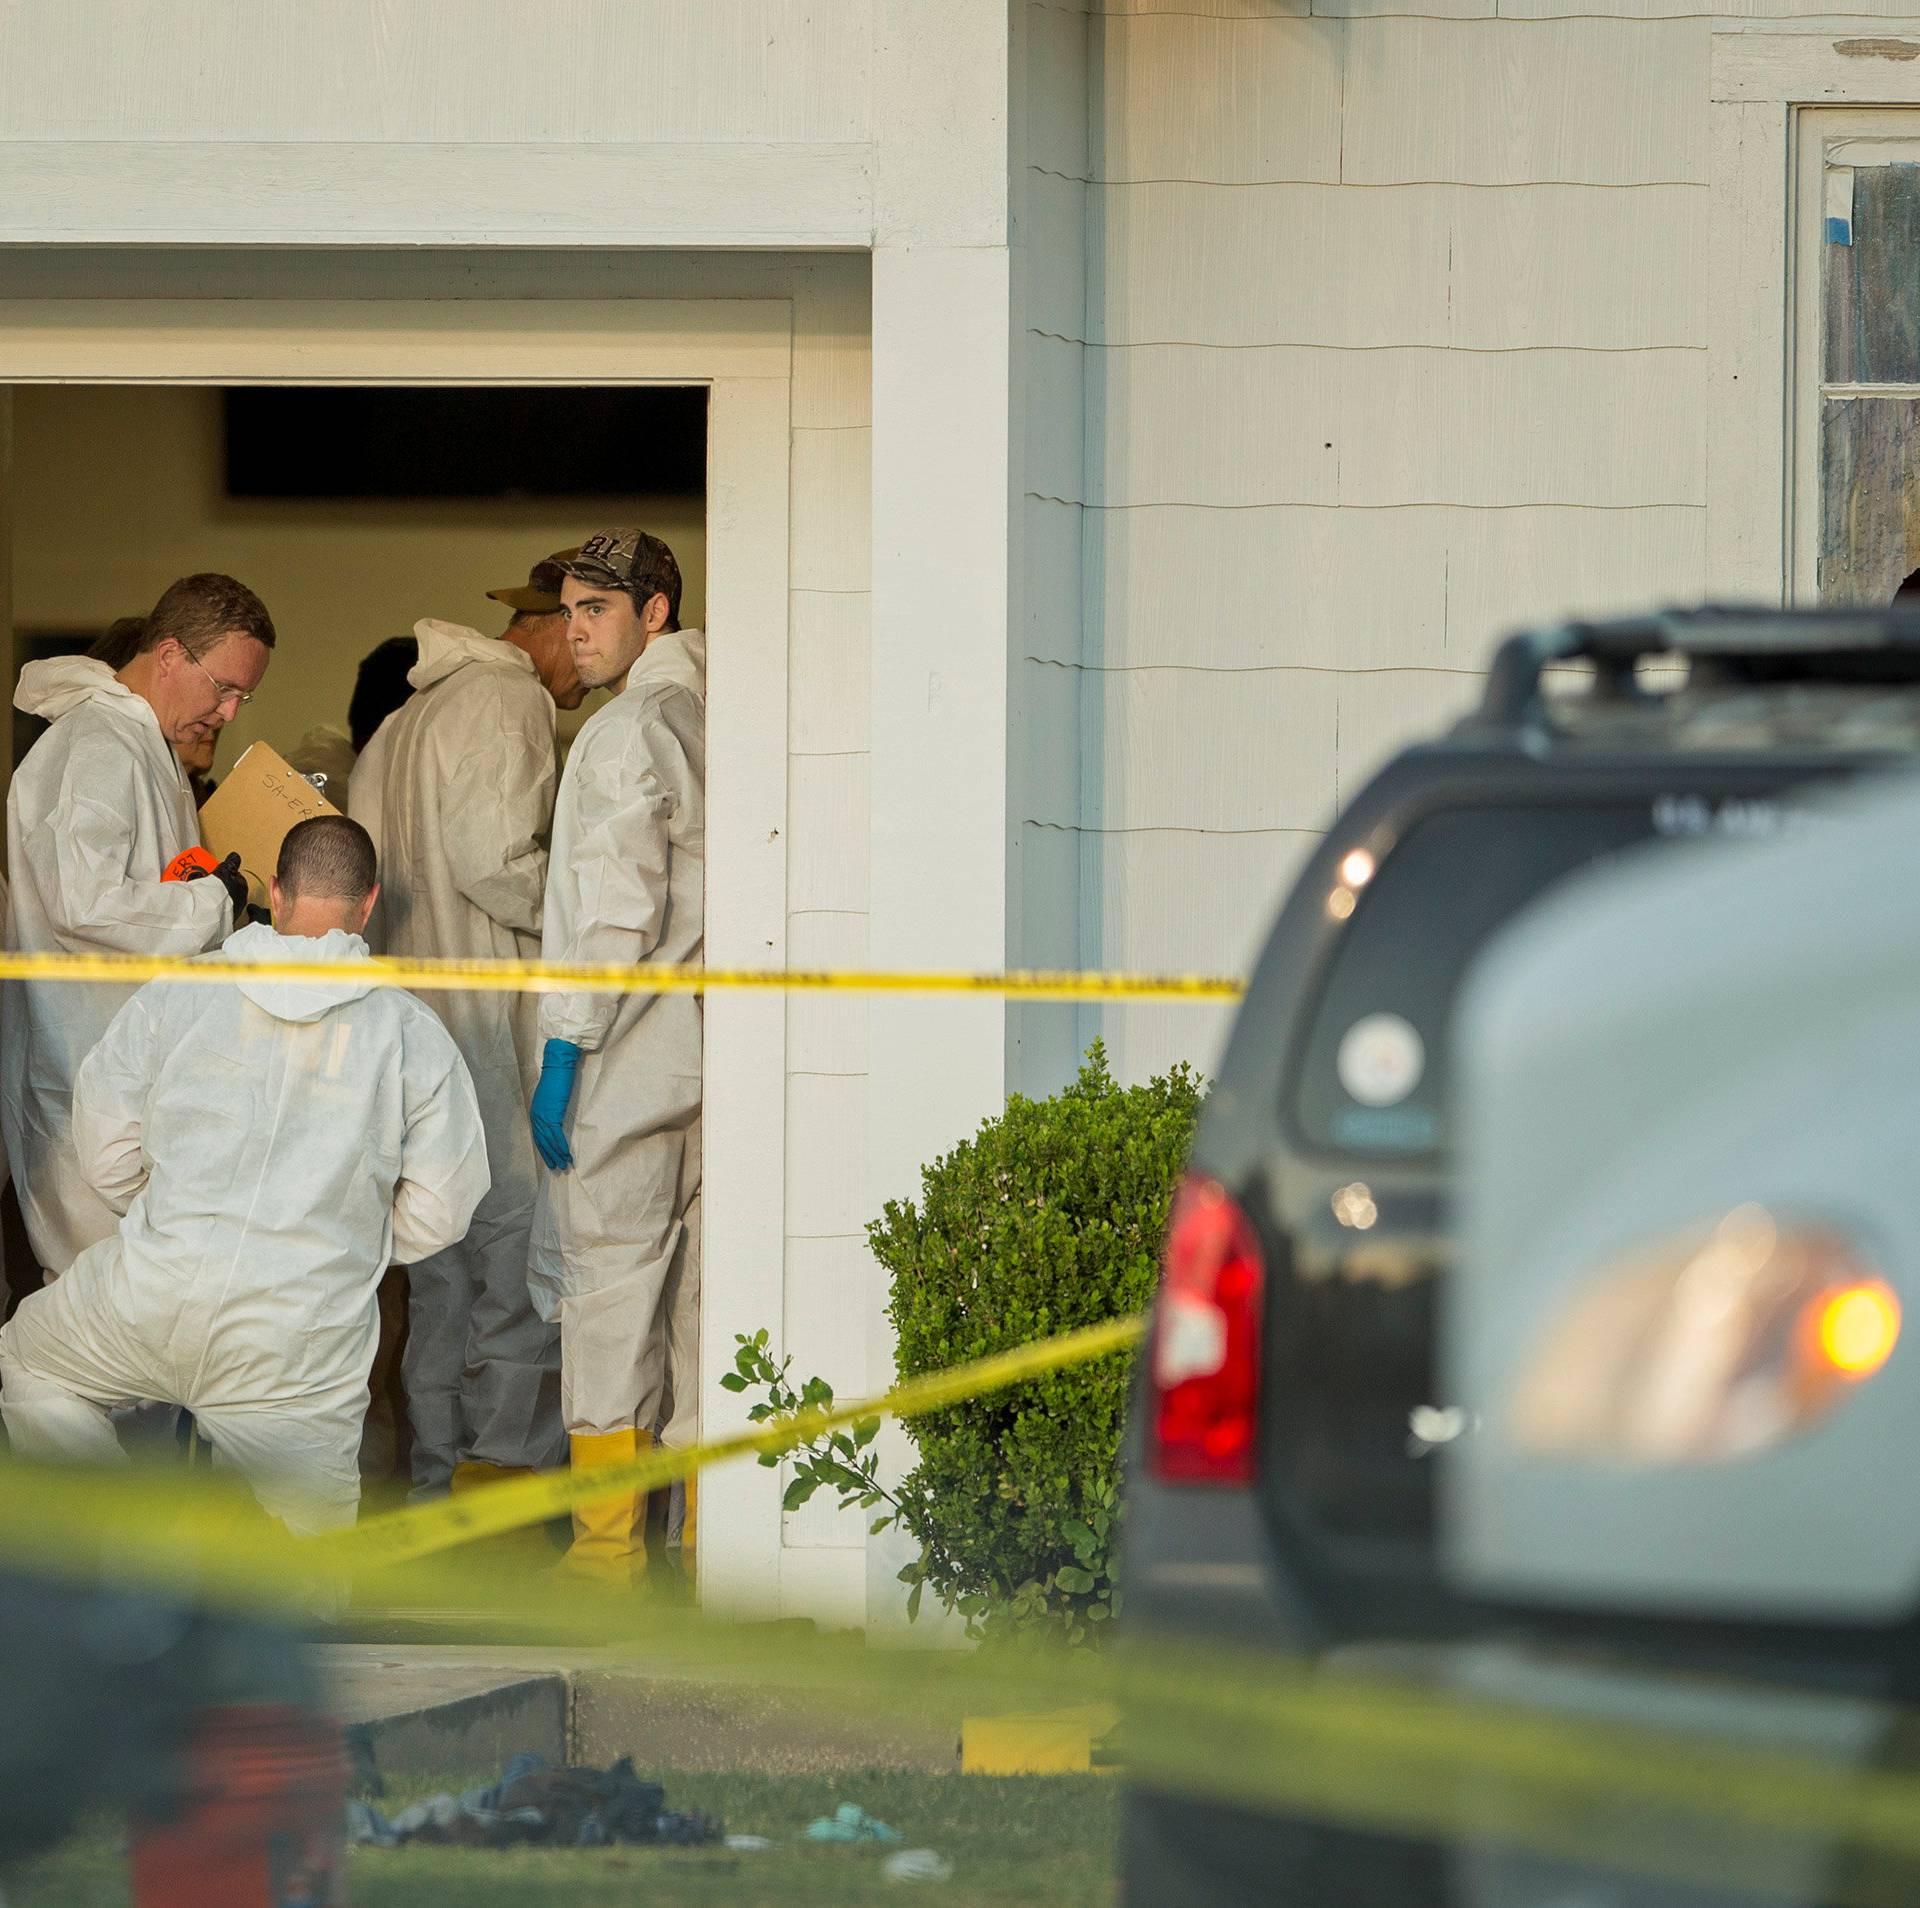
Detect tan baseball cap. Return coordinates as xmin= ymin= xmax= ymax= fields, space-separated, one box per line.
xmin=486 ymin=547 xmax=580 ymax=615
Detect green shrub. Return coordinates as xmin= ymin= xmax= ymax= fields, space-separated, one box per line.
xmin=868 ymin=1041 xmax=1202 ymax=1644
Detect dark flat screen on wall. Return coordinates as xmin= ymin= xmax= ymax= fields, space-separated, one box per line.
xmin=224 ymin=386 xmax=708 ymax=500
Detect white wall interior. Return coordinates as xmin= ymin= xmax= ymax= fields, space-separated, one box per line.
xmin=6 ymin=381 xmax=706 ymax=768
xmin=1064 ymin=0 xmax=1713 ymax=1085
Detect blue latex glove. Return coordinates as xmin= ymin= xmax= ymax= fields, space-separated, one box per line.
xmin=529 ymin=1038 xmax=582 ymax=1172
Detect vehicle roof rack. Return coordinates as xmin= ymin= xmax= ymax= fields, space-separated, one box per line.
xmin=1477 ymin=605 xmax=1920 ymax=731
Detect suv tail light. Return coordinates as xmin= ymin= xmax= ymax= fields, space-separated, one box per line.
xmin=1149 ymin=1175 xmax=1266 ymax=1484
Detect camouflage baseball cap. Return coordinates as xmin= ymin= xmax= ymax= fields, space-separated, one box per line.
xmin=486 ymin=547 xmax=579 ymax=614
xmin=556 ymin=529 xmax=684 ymax=628
xmin=557 ymin=529 xmax=678 ymax=592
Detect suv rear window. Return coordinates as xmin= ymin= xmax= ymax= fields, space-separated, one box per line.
xmin=1291 ymin=803 xmax=1660 ymax=1156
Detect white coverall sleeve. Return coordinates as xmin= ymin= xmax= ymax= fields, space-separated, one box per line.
xmin=29 ymin=747 xmax=228 ymax=954
xmin=70 ymin=988 xmax=161 ymax=1215
xmin=389 ymin=1026 xmax=493 ymax=1267
xmin=537 ymin=694 xmax=696 ymax=1053
xmin=438 ymin=680 xmax=553 ymax=936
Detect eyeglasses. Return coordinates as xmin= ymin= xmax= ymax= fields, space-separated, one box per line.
xmin=182 ymin=645 xmax=254 ymax=710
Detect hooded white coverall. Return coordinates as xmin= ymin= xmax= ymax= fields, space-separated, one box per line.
xmin=346 ymin=711 xmax=400 ymax=954
xmin=0 ymin=923 xmax=489 ymax=1535
xmin=1 ymin=657 xmax=232 ymax=1274
xmin=376 ymin=619 xmax=566 ymax=1491
xmin=531 ymin=627 xmax=705 ymax=1446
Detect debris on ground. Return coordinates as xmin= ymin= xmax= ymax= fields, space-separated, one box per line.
xmin=725 ymin=1833 xmax=776 ymax=1851
xmin=345 ymin=1752 xmax=722 ymax=1850
xmin=805 ymin=1801 xmax=905 ymax=1845
xmin=883 ymin=1847 xmax=954 ymax=1882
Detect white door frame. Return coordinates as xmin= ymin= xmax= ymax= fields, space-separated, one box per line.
xmin=0 ymin=295 xmax=794 ymax=1604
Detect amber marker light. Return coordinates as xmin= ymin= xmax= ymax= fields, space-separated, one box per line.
xmin=1811 ymin=1281 xmax=1901 ymax=1381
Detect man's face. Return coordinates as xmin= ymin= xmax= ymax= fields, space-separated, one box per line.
xmin=155 ymin=632 xmax=271 ymax=750
xmin=510 ymin=609 xmax=586 ymax=710
xmin=561 ymin=576 xmax=655 ymax=690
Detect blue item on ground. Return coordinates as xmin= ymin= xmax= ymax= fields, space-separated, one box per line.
xmin=805 ymin=1802 xmax=905 ymax=1845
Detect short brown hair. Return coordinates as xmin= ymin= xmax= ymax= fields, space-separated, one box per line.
xmin=140 ymin=573 xmax=277 ymax=657
xmin=627 ymin=536 xmax=683 ymax=634
xmin=87 ymin=616 xmax=148 ymax=671
xmin=277 ymin=815 xmax=376 ymax=902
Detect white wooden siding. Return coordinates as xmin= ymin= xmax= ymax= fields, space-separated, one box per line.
xmin=1013 ymin=0 xmax=1097 ymax=1099
xmin=1090 ymin=182 xmax=1708 ymax=349
xmin=1090 ymin=346 xmax=1705 ymax=509
xmin=0 ymin=0 xmax=873 ymax=144
xmin=0 ymin=1 xmax=875 ymax=248
xmin=788 ymin=911 xmax=871 ymax=1080
xmin=1341 ymin=20 xmax=1709 ymax=185
xmin=1091 ymin=14 xmax=1343 ymax=184
xmin=780 ymin=1229 xmax=880 ymax=1552
xmin=1078 ymin=6 xmax=1713 ymax=1077
xmin=1082 ymin=505 xmax=1706 ymax=671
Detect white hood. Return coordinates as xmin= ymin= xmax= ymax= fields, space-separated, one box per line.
xmin=14 ymin=655 xmax=137 ymax=723
xmin=216 ymin=921 xmax=377 ymax=1022
xmin=409 ymin=619 xmax=533 ymax=692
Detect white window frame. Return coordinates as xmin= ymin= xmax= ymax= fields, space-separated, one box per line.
xmin=1709 ymin=30 xmax=1920 ymax=603
xmin=0 ymin=296 xmax=794 ymax=1604
xmin=1788 ymin=109 xmax=1920 ymax=600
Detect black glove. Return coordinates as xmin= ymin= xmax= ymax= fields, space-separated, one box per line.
xmin=207 ymin=851 xmax=251 ymax=922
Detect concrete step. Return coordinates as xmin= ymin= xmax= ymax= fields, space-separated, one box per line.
xmin=319 ymin=1645 xmax=578 ymax=1777
xmin=314 ymin=1643 xmax=963 ymax=1782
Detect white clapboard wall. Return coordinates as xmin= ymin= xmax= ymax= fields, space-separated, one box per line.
xmin=1027 ymin=0 xmax=1724 ymax=1085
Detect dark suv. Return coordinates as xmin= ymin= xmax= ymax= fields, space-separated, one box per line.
xmin=1119 ymin=609 xmax=1920 ymax=1906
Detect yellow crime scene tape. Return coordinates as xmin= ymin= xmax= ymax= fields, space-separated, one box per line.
xmin=0 ymin=1313 xmax=1146 ymax=1597
xmin=8 ymin=1307 xmax=1920 ymax=1897
xmin=0 ymin=948 xmax=1246 ymax=1003
xmin=11 ymin=956 xmax=1920 ymax=1892
xmin=326 ymin=1313 xmax=1146 ymax=1568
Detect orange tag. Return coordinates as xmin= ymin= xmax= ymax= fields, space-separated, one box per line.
xmin=161 ymin=846 xmax=217 ymax=883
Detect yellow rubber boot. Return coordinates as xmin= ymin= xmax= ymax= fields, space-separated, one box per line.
xmin=561 ymin=1429 xmax=651 ymax=1589
xmin=449 ymin=1462 xmax=568 ymax=1567
xmin=681 ymin=1474 xmax=697 ymax=1578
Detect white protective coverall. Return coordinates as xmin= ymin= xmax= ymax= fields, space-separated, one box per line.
xmin=1 ymin=657 xmax=232 ymax=1273
xmin=531 ymin=627 xmax=705 ymax=1445
xmin=377 ymin=618 xmax=567 ymax=1490
xmin=346 ymin=712 xmax=397 ymax=861
xmin=345 ymin=711 xmax=399 ymax=954
xmin=0 ymin=923 xmax=489 ymax=1534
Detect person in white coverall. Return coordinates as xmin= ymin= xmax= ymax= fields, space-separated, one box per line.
xmin=375 ymin=592 xmax=585 ymax=1501
xmin=0 ymin=816 xmax=488 ymax=1535
xmin=1 ymin=574 xmax=272 ymax=1275
xmin=527 ymin=529 xmax=704 ymax=1588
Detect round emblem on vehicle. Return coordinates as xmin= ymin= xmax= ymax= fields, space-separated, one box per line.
xmin=1337 ymin=1013 xmax=1424 ymax=1108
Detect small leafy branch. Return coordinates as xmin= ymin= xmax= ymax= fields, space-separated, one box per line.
xmin=720 ymin=1329 xmax=1123 ymax=1640
xmin=721 ymin=1330 xmax=901 ymax=1527
xmin=721 ymin=1330 xmax=973 ymax=1627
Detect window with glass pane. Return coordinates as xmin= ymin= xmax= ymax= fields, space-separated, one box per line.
xmin=1821 ymin=154 xmax=1920 ymax=603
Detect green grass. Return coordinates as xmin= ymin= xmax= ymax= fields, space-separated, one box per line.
xmin=2 ymin=1767 xmax=1118 ymax=1907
